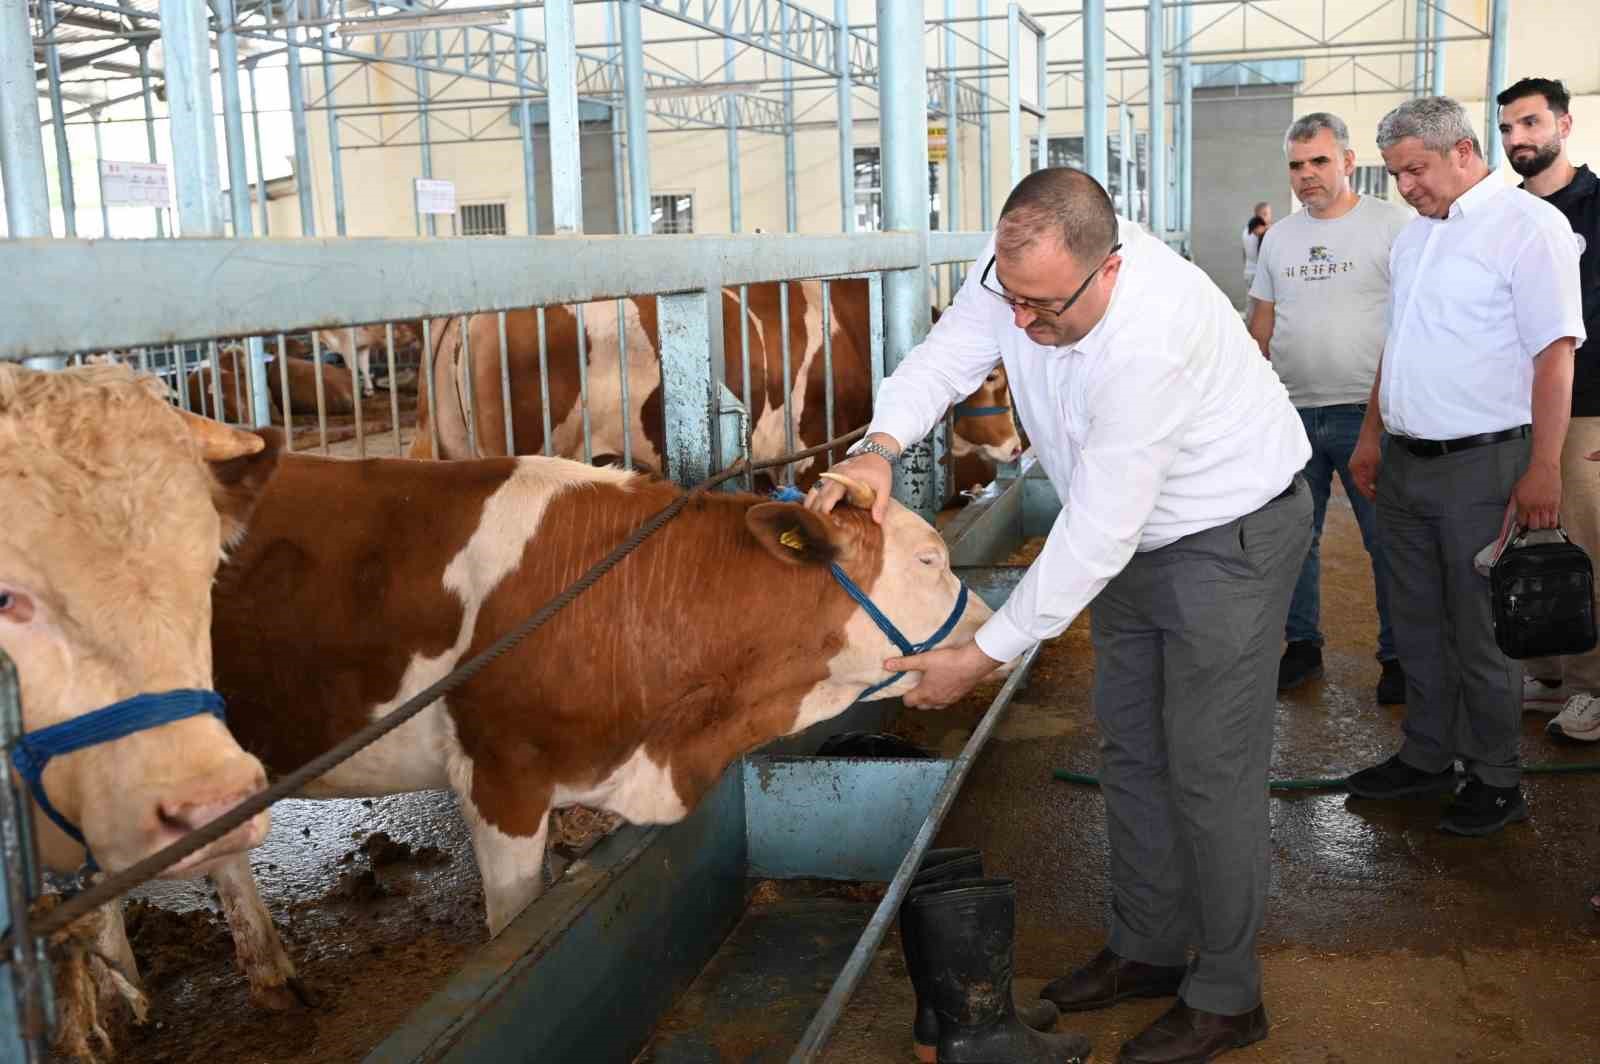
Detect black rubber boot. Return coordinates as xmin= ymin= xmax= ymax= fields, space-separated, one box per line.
xmin=908 ymin=877 xmax=1091 ymax=1064
xmin=901 ymin=853 xmax=1059 ymax=1061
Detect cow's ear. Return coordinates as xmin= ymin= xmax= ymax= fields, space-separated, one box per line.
xmin=745 ymin=502 xmax=842 ymax=566
xmin=203 ymin=426 xmax=284 ymax=550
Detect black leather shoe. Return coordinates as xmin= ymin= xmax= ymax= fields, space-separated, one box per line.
xmin=1118 ymin=1000 xmax=1268 ymax=1064
xmin=1375 ymin=659 xmax=1406 ymax=705
xmin=1040 ymin=947 xmax=1186 ymax=1013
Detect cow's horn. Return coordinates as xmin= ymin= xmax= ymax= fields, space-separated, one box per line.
xmin=174 ymin=407 xmax=265 ymax=462
xmin=818 ymin=471 xmax=876 ymax=509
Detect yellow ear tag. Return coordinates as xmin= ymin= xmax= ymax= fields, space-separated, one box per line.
xmin=779 ymin=527 xmax=807 ymax=552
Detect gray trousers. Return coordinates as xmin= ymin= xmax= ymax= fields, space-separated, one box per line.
xmin=1377 ymin=437 xmax=1529 ymax=788
xmin=1091 ymin=477 xmax=1311 ymax=1015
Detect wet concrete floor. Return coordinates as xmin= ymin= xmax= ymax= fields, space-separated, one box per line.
xmin=821 ymin=483 xmax=1600 ymax=1064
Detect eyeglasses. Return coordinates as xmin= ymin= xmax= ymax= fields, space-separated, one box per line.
xmin=980 ymin=243 xmax=1122 ymax=320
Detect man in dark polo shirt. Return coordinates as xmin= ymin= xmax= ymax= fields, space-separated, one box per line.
xmin=1497 ymin=77 xmax=1600 ymax=745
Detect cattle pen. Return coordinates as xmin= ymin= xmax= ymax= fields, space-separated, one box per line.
xmin=7 ymin=2 xmax=1596 ymax=1064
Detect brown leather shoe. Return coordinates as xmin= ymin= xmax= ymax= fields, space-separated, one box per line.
xmin=1039 ymin=947 xmax=1186 ymax=1012
xmin=1117 ymin=1000 xmax=1268 ymax=1064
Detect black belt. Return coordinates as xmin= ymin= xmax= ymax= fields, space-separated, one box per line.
xmin=1395 ymin=425 xmax=1529 ymax=459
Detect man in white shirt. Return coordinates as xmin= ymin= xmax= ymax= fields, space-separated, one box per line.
xmin=808 ymin=168 xmax=1311 ymax=1064
xmin=1247 ymin=112 xmax=1413 ymax=704
xmin=1346 ymin=96 xmax=1584 ymax=836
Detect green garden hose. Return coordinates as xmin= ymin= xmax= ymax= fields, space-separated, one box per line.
xmin=1053 ymin=760 xmax=1600 ymax=792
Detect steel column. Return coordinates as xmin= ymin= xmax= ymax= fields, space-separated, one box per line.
xmin=724 ymin=6 xmax=741 ymax=232
xmin=658 ymin=289 xmax=719 ymax=484
xmin=0 ymin=0 xmax=50 ymax=238
xmin=90 ymin=111 xmax=111 ymax=236
xmin=410 ymin=33 xmax=433 ymax=237
xmin=622 ymin=0 xmax=651 ymax=235
xmin=513 ymin=6 xmax=538 ymax=234
xmin=246 ymin=60 xmax=269 ymax=236
xmin=1082 ymin=0 xmax=1107 ymax=184
xmin=1147 ymin=0 xmax=1166 ymax=236
xmin=606 ymin=3 xmax=626 ymax=232
xmin=320 ymin=10 xmax=348 ymax=235
xmin=41 ymin=0 xmax=77 ymax=237
xmin=1034 ymin=18 xmax=1048 ymax=171
xmin=1177 ymin=0 xmax=1192 ymax=245
xmin=1120 ymin=101 xmax=1133 ymax=220
xmin=944 ymin=0 xmax=962 ymax=233
xmin=216 ymin=0 xmax=253 ymax=238
xmin=879 ymin=0 xmax=936 ymax=520
xmin=1413 ymin=0 xmax=1426 ymax=95
xmin=1431 ymin=0 xmax=1447 ymax=96
xmin=138 ymin=42 xmax=166 ymax=237
xmin=835 ymin=0 xmax=853 ymax=232
xmin=783 ymin=4 xmax=797 ymax=233
xmin=546 ymin=0 xmax=583 ymax=233
xmin=1007 ymin=4 xmax=1022 ymax=188
xmin=159 ymin=0 xmax=225 ymax=236
xmin=1484 ymin=0 xmax=1509 ymax=170
xmin=977 ymin=0 xmax=992 ymax=228
xmin=285 ymin=1 xmax=317 ymax=236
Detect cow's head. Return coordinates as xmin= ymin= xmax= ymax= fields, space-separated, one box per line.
xmin=746 ymin=474 xmax=1001 ymax=701
xmin=0 ymin=363 xmax=280 ymax=877
xmin=952 ymin=365 xmax=1023 ymax=464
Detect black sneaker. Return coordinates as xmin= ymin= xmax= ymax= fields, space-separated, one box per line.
xmin=1278 ymin=641 xmax=1324 ymax=691
xmin=1438 ymin=779 xmax=1528 ymax=837
xmin=1345 ymin=755 xmax=1457 ymax=800
xmin=1376 ymin=660 xmax=1407 ymax=705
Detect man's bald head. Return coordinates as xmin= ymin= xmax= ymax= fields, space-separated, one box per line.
xmin=995 ymin=167 xmax=1119 ymax=265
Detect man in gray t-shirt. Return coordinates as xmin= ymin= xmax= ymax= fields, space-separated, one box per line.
xmin=1248 ymin=112 xmax=1412 ymax=704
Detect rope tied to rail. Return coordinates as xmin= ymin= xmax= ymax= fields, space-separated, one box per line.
xmin=5 ymin=426 xmax=866 ymax=949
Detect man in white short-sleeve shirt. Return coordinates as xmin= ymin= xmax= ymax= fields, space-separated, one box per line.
xmin=1247 ymin=112 xmax=1412 ymax=704
xmin=809 ymin=168 xmax=1311 ymax=1063
xmin=1345 ymin=96 xmax=1585 ymax=836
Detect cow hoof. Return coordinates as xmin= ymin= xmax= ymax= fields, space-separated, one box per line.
xmin=251 ymin=976 xmax=319 ymax=1011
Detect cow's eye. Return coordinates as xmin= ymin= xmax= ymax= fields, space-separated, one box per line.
xmin=0 ymin=590 xmax=33 ymax=622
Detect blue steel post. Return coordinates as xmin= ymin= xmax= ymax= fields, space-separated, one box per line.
xmin=1147 ymin=0 xmax=1166 ymax=237
xmin=216 ymin=0 xmax=253 ymax=238
xmin=412 ymin=32 xmax=434 ymax=237
xmin=622 ymin=0 xmax=650 ymax=235
xmin=546 ymin=0 xmax=583 ymax=234
xmin=1006 ymin=5 xmax=1021 ymax=187
xmin=879 ymin=0 xmax=937 ymax=520
xmin=1413 ymin=0 xmax=1427 ymax=95
xmin=1178 ymin=0 xmax=1192 ymax=248
xmin=139 ymin=42 xmax=166 ymax=237
xmin=945 ymin=0 xmax=962 ymax=292
xmin=91 ymin=110 xmax=111 ymax=236
xmin=783 ymin=5 xmax=797 ymax=233
xmin=977 ymin=0 xmax=991 ymax=229
xmin=285 ymin=2 xmax=317 ymax=235
xmin=1034 ymin=19 xmax=1048 ymax=170
xmin=0 ymin=651 xmax=50 ymax=1064
xmin=159 ymin=0 xmax=225 ymax=236
xmin=724 ymin=6 xmax=741 ymax=232
xmin=1120 ymin=102 xmax=1134 ymax=219
xmin=835 ymin=0 xmax=853 ymax=232
xmin=607 ymin=5 xmax=626 ymax=232
xmin=246 ymin=59 xmax=271 ymax=236
xmin=1082 ymin=0 xmax=1107 ymax=184
xmin=1484 ymin=0 xmax=1509 ymax=171
xmin=320 ymin=13 xmax=348 ymax=235
xmin=0 ymin=0 xmax=51 ymax=240
xmin=513 ymin=7 xmax=538 ymax=234
xmin=41 ymin=0 xmax=76 ymax=236
xmin=1431 ymin=1 xmax=1447 ymax=96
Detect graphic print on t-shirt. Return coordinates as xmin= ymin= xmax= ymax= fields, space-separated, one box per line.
xmin=1285 ymin=243 xmax=1352 ymax=281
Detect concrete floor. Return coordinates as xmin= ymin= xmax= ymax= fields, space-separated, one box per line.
xmin=820 ymin=484 xmax=1600 ymax=1064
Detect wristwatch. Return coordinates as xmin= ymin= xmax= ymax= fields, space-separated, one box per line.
xmin=846 ymin=437 xmax=900 ymax=464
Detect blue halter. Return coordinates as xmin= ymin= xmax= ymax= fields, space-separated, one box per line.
xmin=7 ymin=689 xmax=227 ymax=870
xmin=953 ymin=404 xmax=1011 ymax=417
xmin=771 ymin=487 xmax=971 ymax=698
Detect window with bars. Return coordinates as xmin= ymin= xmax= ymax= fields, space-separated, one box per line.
xmin=852 ymin=147 xmax=941 ymax=232
xmin=458 ymin=202 xmax=508 ymax=236
xmin=651 ymin=193 xmax=695 ymax=234
xmin=1353 ymin=165 xmax=1390 ymax=199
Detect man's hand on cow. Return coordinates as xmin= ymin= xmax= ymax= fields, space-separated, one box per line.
xmin=1512 ymin=459 xmax=1562 ymax=531
xmin=1349 ymin=435 xmax=1381 ymax=501
xmin=887 ymin=642 xmax=1004 ymax=710
xmin=805 ymin=437 xmax=897 ymax=524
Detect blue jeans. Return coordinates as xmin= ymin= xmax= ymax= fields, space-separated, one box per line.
xmin=1285 ymin=403 xmax=1396 ymax=662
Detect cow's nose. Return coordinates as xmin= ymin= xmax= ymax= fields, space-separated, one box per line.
xmin=1008 ymin=444 xmax=1023 ymax=461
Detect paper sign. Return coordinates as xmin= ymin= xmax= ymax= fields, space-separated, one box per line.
xmin=414 ymin=178 xmax=457 ymax=215
xmin=927 ymin=124 xmax=948 ymax=163
xmin=99 ymin=160 xmax=170 ymax=207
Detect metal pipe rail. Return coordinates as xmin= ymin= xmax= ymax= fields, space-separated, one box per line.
xmin=0 ymin=233 xmax=933 ymax=360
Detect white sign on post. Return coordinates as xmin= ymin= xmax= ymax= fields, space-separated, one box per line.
xmin=99 ymin=160 xmax=170 ymax=207
xmin=414 ymin=178 xmax=457 ymax=215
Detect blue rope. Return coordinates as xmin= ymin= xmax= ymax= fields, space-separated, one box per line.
xmin=8 ymin=690 xmax=226 ymax=866
xmin=953 ymin=404 xmax=1010 ymax=417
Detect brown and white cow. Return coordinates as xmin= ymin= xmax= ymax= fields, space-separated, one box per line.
xmin=205 ymin=433 xmax=1000 ymax=937
xmin=405 ymin=281 xmax=1023 ymax=491
xmin=314 ymin=322 xmax=423 ymax=399
xmin=0 ymin=364 xmax=295 ymax=1054
xmin=187 ymin=344 xmax=360 ymax=424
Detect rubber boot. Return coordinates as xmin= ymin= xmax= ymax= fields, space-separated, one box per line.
xmin=900 ymin=854 xmax=1059 ymax=1062
xmin=908 ymin=877 xmax=1092 ymax=1064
